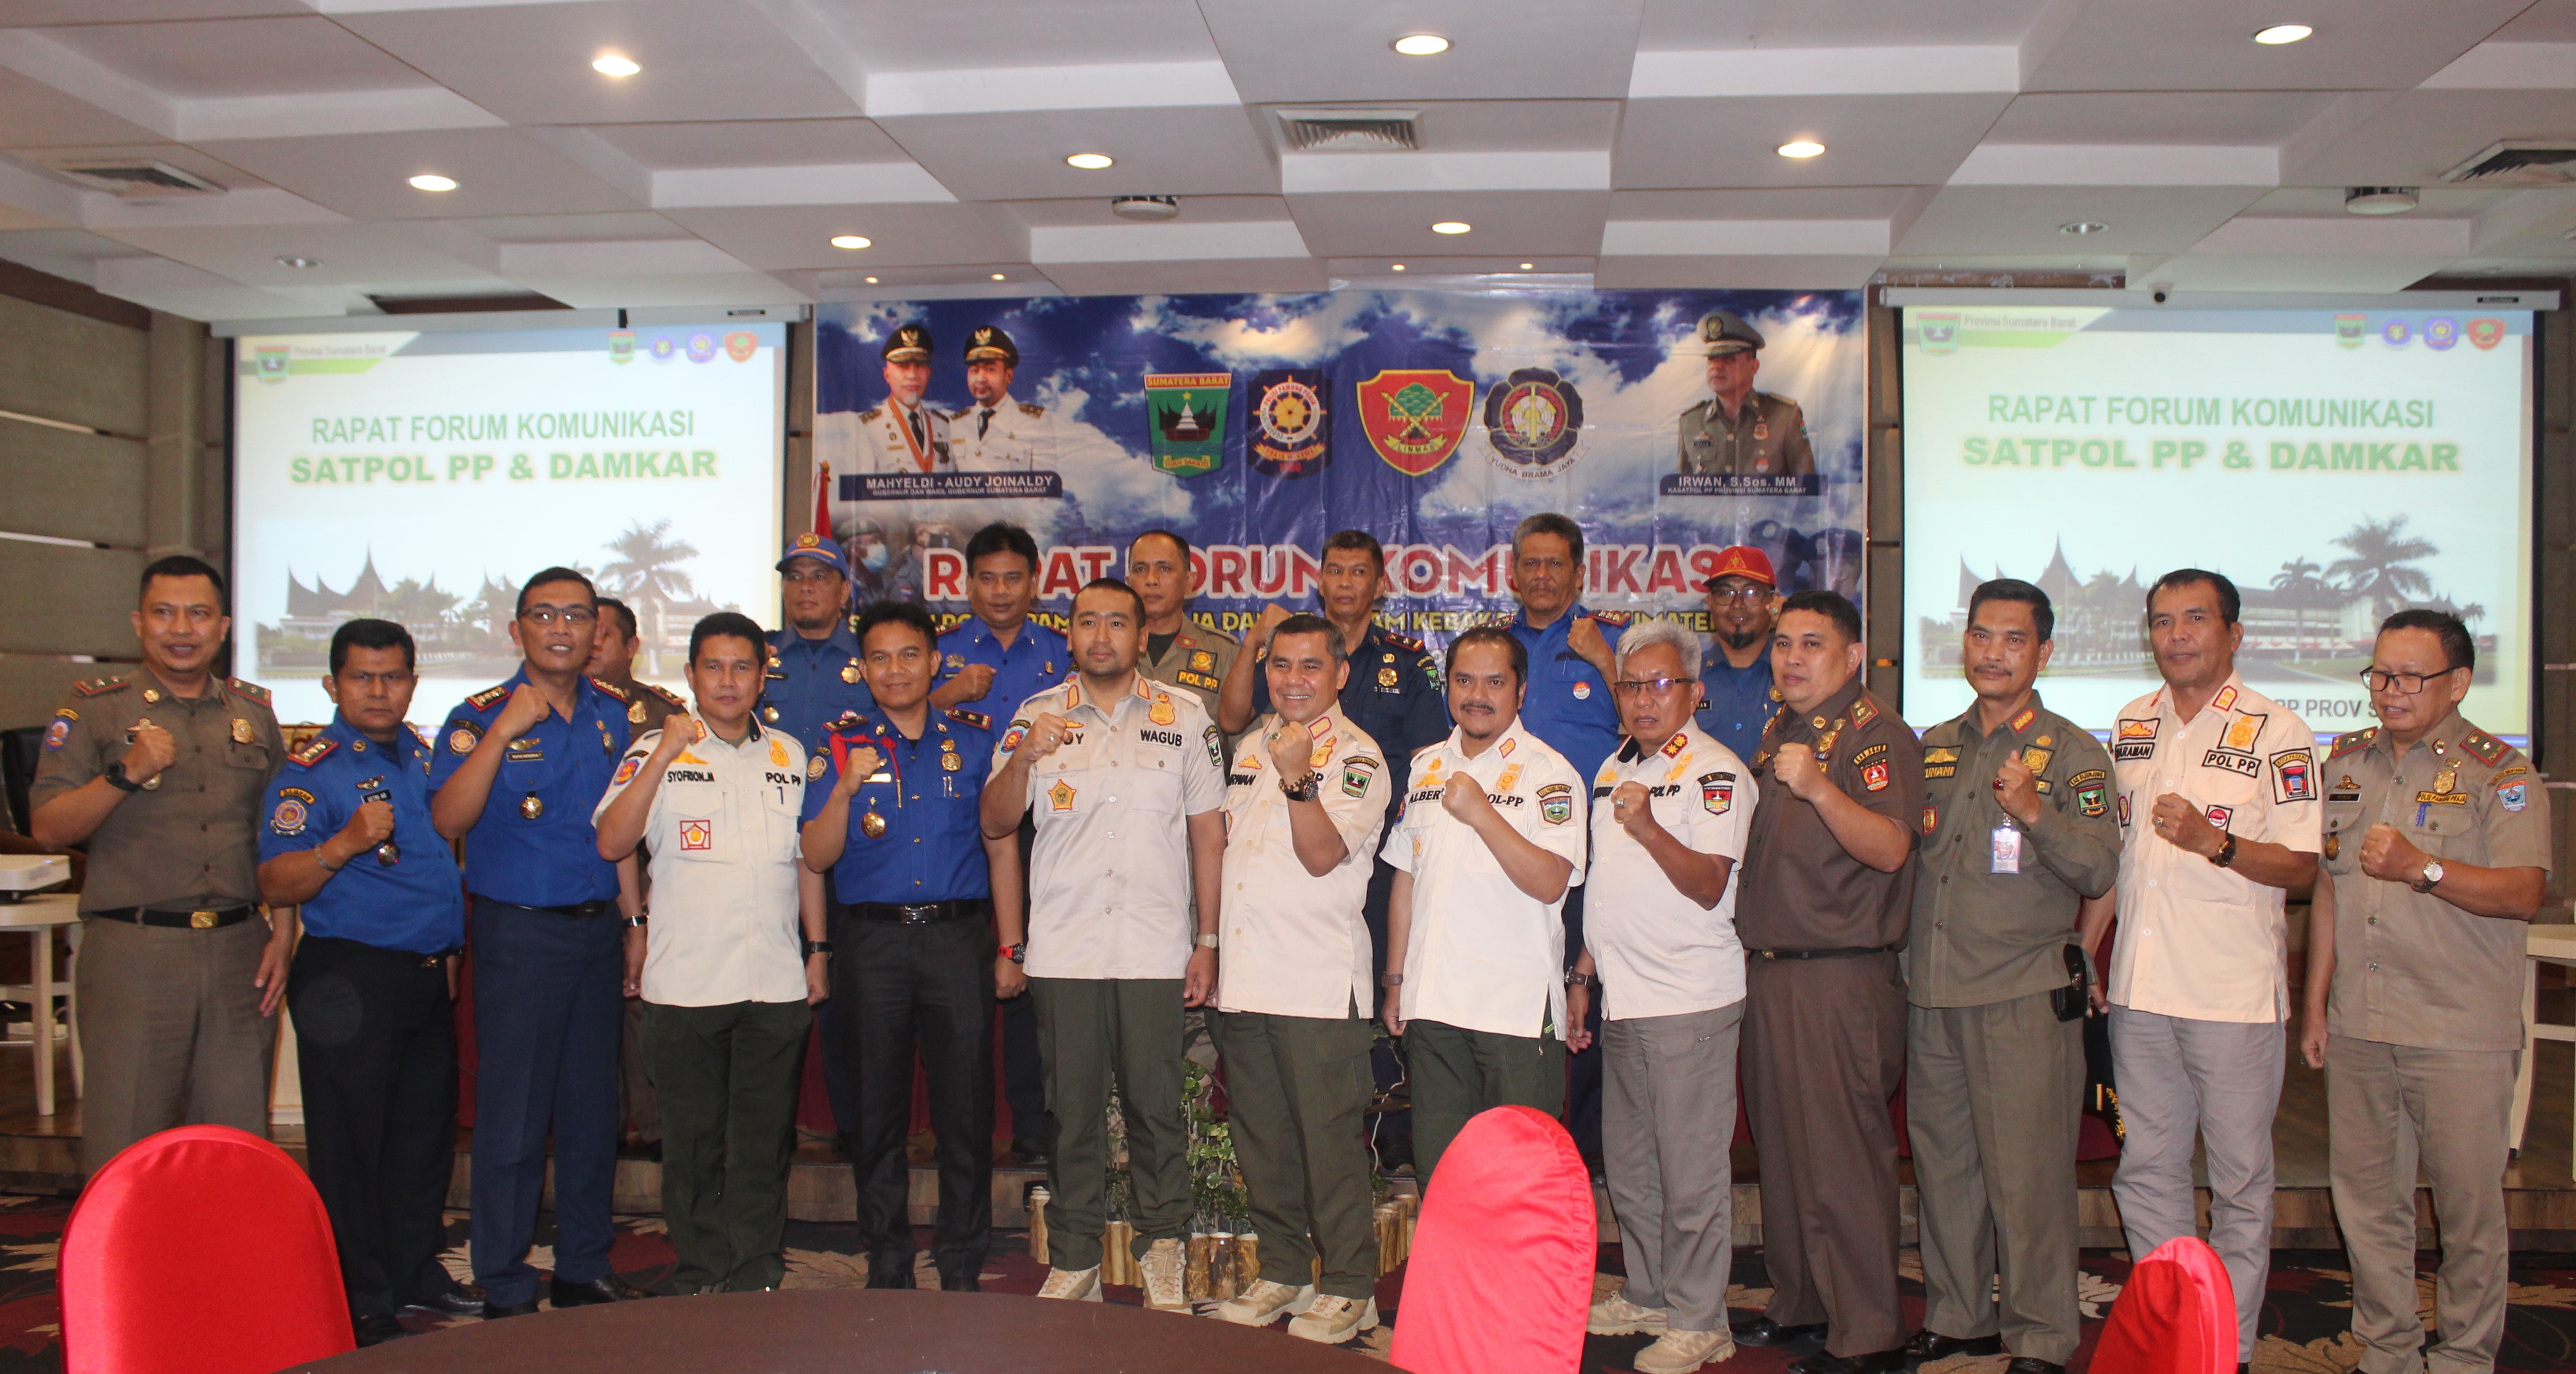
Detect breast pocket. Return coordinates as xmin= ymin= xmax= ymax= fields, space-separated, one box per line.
xmin=225 ymin=740 xmax=272 ymax=775
xmin=2169 ymin=761 xmax=2267 ymax=901
xmin=2402 ymin=795 xmax=2481 ymax=861
xmin=662 ymin=785 xmax=729 ymax=861
xmin=2322 ymin=800 xmax=2363 ymax=876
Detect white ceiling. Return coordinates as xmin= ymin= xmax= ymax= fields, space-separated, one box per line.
xmin=0 ymin=0 xmax=2571 ymax=320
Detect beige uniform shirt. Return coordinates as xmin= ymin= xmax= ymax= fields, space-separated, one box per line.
xmin=1584 ymin=724 xmax=1754 ymax=1020
xmin=31 ymin=670 xmax=284 ymax=912
xmin=2109 ymin=674 xmax=2322 ymax=1023
xmin=1214 ymin=708 xmax=1389 ymax=1019
xmin=948 ymin=394 xmax=1056 ymax=470
xmin=1382 ymin=718 xmax=1590 ymax=1039
xmin=2321 ymin=716 xmax=2551 ymax=1052
xmin=998 ymin=673 xmax=1226 ymax=980
xmin=594 ymin=722 xmax=808 ymax=1007
xmin=854 ymin=398 xmax=954 ymax=473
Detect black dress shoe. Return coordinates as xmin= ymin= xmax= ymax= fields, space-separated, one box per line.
xmin=1903 ymin=1329 xmax=2004 ymax=1363
xmin=1011 ymin=1139 xmax=1050 ymax=1168
xmin=550 ymin=1274 xmax=653 ymax=1307
xmin=404 ymin=1283 xmax=487 ymax=1317
xmin=1791 ymin=1350 xmax=1907 ymax=1374
xmin=1731 ymin=1316 xmax=1829 ymax=1346
xmin=484 ymin=1299 xmax=540 ymax=1320
xmin=866 ymin=1269 xmax=917 ymax=1290
xmin=2004 ymin=1359 xmax=2067 ymax=1374
xmin=354 ymin=1314 xmax=410 ymax=1347
xmin=939 ymin=1273 xmax=980 ymax=1293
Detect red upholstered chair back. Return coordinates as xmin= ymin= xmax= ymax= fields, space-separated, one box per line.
xmin=60 ymin=1125 xmax=354 ymax=1374
xmin=2089 ymin=1235 xmax=2238 ymax=1374
xmin=1389 ymin=1104 xmax=1595 ymax=1374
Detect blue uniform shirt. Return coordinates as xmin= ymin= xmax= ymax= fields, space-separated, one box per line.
xmin=935 ymin=616 xmax=1069 ymax=726
xmin=427 ymin=669 xmax=630 ymax=907
xmin=260 ymin=713 xmax=465 ymax=955
xmin=764 ymin=622 xmax=875 ymax=755
xmin=1252 ymin=621 xmax=1448 ymax=820
xmin=1507 ymin=604 xmax=1627 ymax=783
xmin=1698 ymin=648 xmax=1779 ymax=772
xmin=801 ymin=706 xmax=998 ymax=906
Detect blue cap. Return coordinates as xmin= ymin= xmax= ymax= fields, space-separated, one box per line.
xmin=777 ymin=531 xmax=850 ymax=576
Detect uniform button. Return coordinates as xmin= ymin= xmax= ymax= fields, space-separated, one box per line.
xmin=2368 ymin=962 xmax=2379 ymax=971
xmin=2368 ymin=916 xmax=2377 ymax=925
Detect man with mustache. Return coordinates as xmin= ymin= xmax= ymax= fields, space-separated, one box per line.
xmin=1695 ymin=545 xmax=1780 ymax=768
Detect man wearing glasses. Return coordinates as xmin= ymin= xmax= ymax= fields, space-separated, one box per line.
xmin=430 ymin=567 xmax=646 ymax=1316
xmin=1697 ymin=545 xmax=1780 ymax=767
xmin=2300 ymin=610 xmax=2547 ymax=1374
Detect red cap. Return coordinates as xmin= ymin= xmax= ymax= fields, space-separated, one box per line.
xmin=1703 ymin=545 xmax=1776 ymax=589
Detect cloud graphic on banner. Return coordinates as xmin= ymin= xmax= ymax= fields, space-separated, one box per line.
xmin=1128 ymin=293 xmax=1376 ymax=368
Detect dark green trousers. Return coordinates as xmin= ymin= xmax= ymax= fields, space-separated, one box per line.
xmin=1405 ymin=1018 xmax=1565 ymax=1184
xmin=640 ymin=998 xmax=812 ymax=1293
xmin=1218 ymin=1009 xmax=1379 ymax=1298
xmin=1031 ymin=977 xmax=1189 ymax=1271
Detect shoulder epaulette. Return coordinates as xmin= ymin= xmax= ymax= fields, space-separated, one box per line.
xmin=2462 ymin=729 xmax=2509 ymax=766
xmin=1588 ymin=610 xmax=1634 ymax=626
xmin=588 ymin=676 xmax=631 ymax=702
xmin=1379 ymin=629 xmax=1426 ymax=652
xmin=643 ymin=681 xmax=688 ymax=709
xmin=1850 ymin=694 xmax=1881 ymax=728
xmin=411 ymin=724 xmax=434 ymax=752
xmin=1019 ymin=400 xmax=1044 ymax=417
xmin=2329 ymin=728 xmax=2377 ymax=759
xmin=288 ymin=736 xmax=337 ymax=768
xmin=226 ymin=678 xmax=271 ymax=706
xmin=944 ymin=707 xmax=993 ymax=731
xmin=859 ymin=405 xmax=883 ymax=422
xmin=466 ymin=684 xmax=511 ymax=711
xmin=1412 ymin=740 xmax=1443 ymax=755
xmin=71 ymin=675 xmax=128 ymax=698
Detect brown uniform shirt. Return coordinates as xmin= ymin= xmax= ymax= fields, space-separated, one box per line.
xmin=30 ymin=669 xmax=285 ymax=912
xmin=1910 ymin=694 xmax=2122 ymax=1007
xmin=2322 ymin=714 xmax=2551 ymax=1053
xmin=1738 ymin=679 xmax=1921 ymax=951
xmin=1140 ymin=619 xmax=1241 ymax=728
xmin=1677 ymin=390 xmax=1816 ymax=476
xmin=605 ymin=676 xmax=688 ymax=737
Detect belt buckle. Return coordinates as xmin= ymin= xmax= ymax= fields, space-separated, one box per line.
xmin=190 ymin=909 xmax=217 ymax=930
xmin=899 ymin=903 xmax=936 ymax=925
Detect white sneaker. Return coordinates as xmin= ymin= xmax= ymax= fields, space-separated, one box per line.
xmin=1213 ymin=1278 xmax=1314 ymax=1325
xmin=1588 ymin=1290 xmax=1670 ymax=1336
xmin=1632 ymin=1327 xmax=1733 ymax=1372
xmin=1287 ymin=1293 xmax=1379 ymax=1343
xmin=1035 ymin=1266 xmax=1102 ymax=1301
xmin=1139 ymin=1237 xmax=1189 ymax=1312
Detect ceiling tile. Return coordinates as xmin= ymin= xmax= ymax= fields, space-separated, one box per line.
xmin=1636 ymin=0 xmax=2053 ymax=48
xmin=1200 ymin=0 xmax=1647 ymax=103
xmin=1004 ymin=194 xmax=1291 ymax=228
xmin=2281 ymin=89 xmax=2576 ymax=187
xmin=656 ymin=201 xmax=1027 ymax=270
xmin=1985 ymin=92 xmax=2341 ymax=145
xmin=1610 ymin=187 xmax=1935 ymax=219
xmin=1250 ymin=100 xmax=1620 ymax=156
xmin=1284 ymin=188 xmax=1608 ymax=257
xmin=583 ymin=119 xmax=906 ymax=170
xmin=0 ymin=141 xmax=271 ymax=196
xmin=1895 ymin=185 xmax=2267 ymax=256
xmin=34 ymin=17 xmax=433 ymax=100
xmin=1594 ymin=253 xmax=1883 ymax=289
xmin=1615 ymin=93 xmax=2009 ymax=189
xmin=91 ymin=220 xmax=504 ymax=290
xmin=2022 ymin=0 xmax=2532 ymax=92
xmin=442 ymin=211 xmax=697 ymax=243
xmin=2141 ymin=253 xmax=2463 ymax=292
xmin=195 ymin=128 xmax=647 ymax=220
xmin=1 ymin=1 xmax=311 ymax=24
xmin=875 ymin=104 xmax=1278 ymax=201
xmin=803 ymin=0 xmax=1216 ymax=72
xmin=0 ymin=67 xmax=166 ymax=148
xmin=1040 ymin=257 xmax=1328 ymax=296
xmin=2494 ymin=0 xmax=2576 ymax=41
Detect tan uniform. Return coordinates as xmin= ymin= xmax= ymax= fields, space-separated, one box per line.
xmin=30 ymin=670 xmax=286 ymax=1171
xmin=947 ymin=395 xmax=1055 ymax=470
xmin=1676 ymin=390 xmax=1814 ymax=476
xmin=853 ymin=398 xmax=953 ymax=473
xmin=2320 ymin=715 xmax=2550 ymax=1373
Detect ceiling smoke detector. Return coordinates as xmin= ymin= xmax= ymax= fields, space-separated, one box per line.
xmin=1276 ymin=108 xmax=1421 ymax=153
xmin=1112 ymin=195 xmax=1179 ymax=222
xmin=45 ymin=159 xmax=223 ymax=197
xmin=2344 ymin=186 xmax=2419 ymax=214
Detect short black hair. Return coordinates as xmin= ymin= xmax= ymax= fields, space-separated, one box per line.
xmin=855 ymin=598 xmax=938 ymax=655
xmin=1130 ymin=528 xmax=1190 ymax=564
xmin=1075 ymin=576 xmax=1145 ymax=622
xmin=964 ymin=521 xmax=1039 ymax=573
xmin=517 ymin=566 xmax=597 ymax=616
xmin=2379 ymin=608 xmax=2475 ymax=675
xmin=1778 ymin=589 xmax=1863 ymax=645
xmin=594 ymin=596 xmax=638 ymax=641
xmin=1321 ymin=529 xmax=1386 ymax=573
xmin=1447 ymin=625 xmax=1528 ymax=685
xmin=1266 ymin=612 xmax=1347 ymax=665
xmin=328 ymin=617 xmax=414 ymax=675
xmin=1512 ymin=512 xmax=1585 ymax=566
xmin=2148 ymin=568 xmax=2239 ymax=626
xmin=139 ymin=554 xmax=226 ymax=607
xmin=1968 ymin=578 xmax=2054 ymax=641
xmin=688 ymin=611 xmax=765 ymax=664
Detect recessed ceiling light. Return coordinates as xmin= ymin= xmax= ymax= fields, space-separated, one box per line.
xmin=1392 ymin=34 xmax=1449 ymax=56
xmin=1390 ymin=263 xmax=1406 ymax=272
xmin=2345 ymin=186 xmax=2419 ymax=215
xmin=276 ymin=255 xmax=320 ymax=269
xmin=1065 ymin=153 xmax=1114 ymax=170
xmin=2252 ymin=24 xmax=2312 ymax=44
xmin=1519 ymin=262 xmax=1534 ymax=270
xmin=1431 ymin=221 xmax=1471 ymax=235
xmin=991 ymin=273 xmax=1006 ymax=281
xmin=1776 ymin=140 xmax=1826 ymax=159
xmin=407 ymin=174 xmax=457 ymax=191
xmin=2060 ymin=221 xmax=2107 ymax=235
xmin=592 ymin=53 xmax=640 ymax=76
xmin=864 ymin=275 xmax=879 ymax=284
xmin=830 ymin=234 xmax=872 ymax=249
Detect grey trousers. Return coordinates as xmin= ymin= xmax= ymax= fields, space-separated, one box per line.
xmin=2108 ymin=1006 xmax=2284 ymax=1362
xmin=78 ymin=915 xmax=276 ymax=1175
xmin=1907 ymin=993 xmax=2084 ymax=1364
xmin=2326 ymin=1036 xmax=2516 ymax=1374
xmin=1601 ymin=1000 xmax=1742 ymax=1333
xmin=1032 ymin=977 xmax=1190 ymax=1272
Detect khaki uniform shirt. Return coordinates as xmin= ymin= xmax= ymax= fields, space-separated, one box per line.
xmin=1677 ymin=390 xmax=1816 ymax=476
xmin=32 ymin=670 xmax=285 ymax=912
xmin=1911 ymin=694 xmax=2122 ymax=1008
xmin=1140 ymin=619 xmax=1240 ymax=725
xmin=2108 ymin=674 xmax=2322 ymax=1023
xmin=998 ymin=673 xmax=1226 ymax=980
xmin=854 ymin=398 xmax=954 ymax=473
xmin=2322 ymin=715 xmax=2551 ymax=1052
xmin=1215 ymin=707 xmax=1389 ymax=1019
xmin=1738 ymin=681 xmax=1921 ymax=952
xmin=947 ymin=393 xmax=1056 ymax=470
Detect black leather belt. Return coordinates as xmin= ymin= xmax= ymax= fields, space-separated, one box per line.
xmin=1746 ymin=942 xmax=1903 ymax=960
xmin=507 ymin=899 xmax=615 ymax=919
xmin=87 ymin=905 xmax=253 ymax=930
xmin=850 ymin=899 xmax=989 ymax=925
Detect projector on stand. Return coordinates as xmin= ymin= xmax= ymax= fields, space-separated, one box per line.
xmin=0 ymin=855 xmax=70 ymax=901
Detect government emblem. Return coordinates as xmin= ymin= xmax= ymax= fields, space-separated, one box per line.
xmin=609 ymin=330 xmax=635 ymax=364
xmin=725 ymin=331 xmax=759 ymax=363
xmin=2468 ymin=317 xmax=2506 ymax=351
xmin=1145 ymin=373 xmax=1230 ymax=477
xmin=1250 ymin=369 xmax=1330 ymax=477
xmin=1482 ymin=368 xmax=1582 ymax=478
xmin=1355 ymin=369 xmax=1472 ymax=476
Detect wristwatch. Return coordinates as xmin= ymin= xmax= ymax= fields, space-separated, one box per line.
xmin=1195 ymin=932 xmax=1220 ymax=949
xmin=2210 ymin=832 xmax=2240 ymax=869
xmin=1564 ymin=970 xmax=1598 ymax=990
xmin=1380 ymin=973 xmax=1404 ymax=988
xmin=1279 ymin=770 xmax=1321 ymax=802
xmin=2412 ymin=859 xmax=2446 ymax=894
xmin=803 ymin=938 xmax=833 ymax=956
xmin=998 ymin=941 xmax=1026 ymax=964
xmin=624 ymin=912 xmax=650 ymax=929
xmin=104 ymin=762 xmax=143 ymax=793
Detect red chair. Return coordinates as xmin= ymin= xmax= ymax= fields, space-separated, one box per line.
xmin=2089 ymin=1236 xmax=2238 ymax=1374
xmin=61 ymin=1125 xmax=354 ymax=1374
xmin=1389 ymin=1105 xmax=1595 ymax=1374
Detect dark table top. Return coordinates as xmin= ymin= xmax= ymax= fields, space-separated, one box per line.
xmin=286 ymin=1289 xmax=1390 ymax=1372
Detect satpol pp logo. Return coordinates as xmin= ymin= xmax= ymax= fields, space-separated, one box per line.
xmin=253 ymin=343 xmax=292 ymax=385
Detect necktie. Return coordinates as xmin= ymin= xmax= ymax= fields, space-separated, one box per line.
xmin=978 ymin=407 xmax=993 ymax=440
xmin=907 ymin=407 xmax=925 ymax=451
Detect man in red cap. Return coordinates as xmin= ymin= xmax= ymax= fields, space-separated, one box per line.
xmin=1697 ymin=546 xmax=1780 ymax=767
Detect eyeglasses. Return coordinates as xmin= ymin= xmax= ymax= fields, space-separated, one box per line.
xmin=2358 ymin=666 xmax=2458 ymax=694
xmin=1707 ymin=587 xmax=1769 ymax=603
xmin=522 ymin=607 xmax=596 ymax=627
xmin=1615 ymin=676 xmax=1690 ymax=695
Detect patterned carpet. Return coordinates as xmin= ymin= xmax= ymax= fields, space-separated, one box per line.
xmin=0 ymin=1194 xmax=2570 ymax=1372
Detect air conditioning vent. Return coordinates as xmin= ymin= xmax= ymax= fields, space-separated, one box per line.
xmin=1276 ymin=108 xmax=1422 ymax=153
xmin=44 ymin=159 xmax=225 ymax=197
xmin=2440 ymin=140 xmax=2576 ymax=186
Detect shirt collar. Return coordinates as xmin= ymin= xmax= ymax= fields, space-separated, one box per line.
xmin=2159 ymin=670 xmax=2248 ymax=724
xmin=1959 ymin=692 xmax=2048 ymax=741
xmin=1514 ymin=604 xmax=1585 ymax=639
xmin=2377 ymin=709 xmax=2469 ymax=760
xmin=1615 ymin=727 xmax=1692 ymax=764
xmin=1444 ymin=715 xmax=1527 ymax=768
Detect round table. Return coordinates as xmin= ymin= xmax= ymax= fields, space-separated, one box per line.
xmin=287 ymin=1289 xmax=1391 ymax=1372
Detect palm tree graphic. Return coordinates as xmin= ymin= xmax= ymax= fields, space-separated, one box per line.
xmin=599 ymin=519 xmax=699 ymax=675
xmin=2327 ymin=516 xmax=2436 ymax=618
xmin=2271 ymin=557 xmax=2332 ymax=659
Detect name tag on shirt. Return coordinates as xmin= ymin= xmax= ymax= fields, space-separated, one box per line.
xmin=1991 ymin=824 xmax=2022 ymax=874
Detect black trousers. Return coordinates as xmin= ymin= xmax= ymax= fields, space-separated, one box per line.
xmin=289 ymin=935 xmax=458 ymax=1319
xmin=1559 ymin=884 xmax=1604 ymax=1160
xmin=1001 ymin=817 xmax=1050 ymax=1151
xmin=833 ymin=906 xmax=995 ymax=1282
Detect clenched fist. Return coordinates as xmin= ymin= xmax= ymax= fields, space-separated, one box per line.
xmin=944 ymin=662 xmax=996 ymax=703
xmin=495 ymin=681 xmax=554 ymax=738
xmin=2358 ymin=822 xmax=2430 ymax=885
xmin=1994 ymin=753 xmax=2041 ymax=826
xmin=2149 ymin=792 xmax=2223 ymax=858
xmin=1440 ymin=772 xmax=1493 ymax=824
xmin=1018 ymin=712 xmax=1073 ymax=762
xmin=1252 ymin=603 xmax=1296 ymax=653
xmin=1610 ymin=780 xmax=1656 ymax=838
xmin=120 ymin=721 xmax=178 ymax=786
xmin=1566 ymin=615 xmax=1613 ymax=674
xmin=1772 ymin=742 xmax=1828 ymax=802
xmin=832 ymin=745 xmax=885 ymax=798
xmin=344 ymin=798 xmax=396 ymax=850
